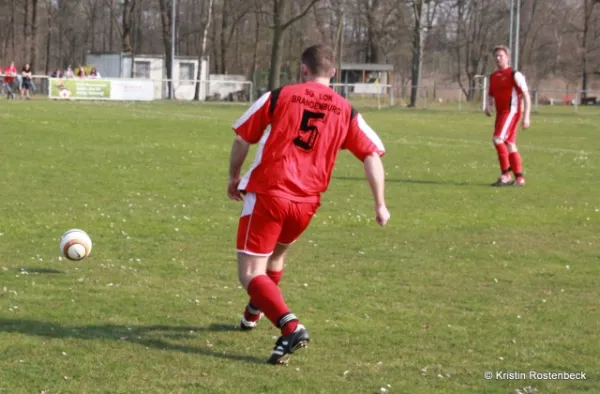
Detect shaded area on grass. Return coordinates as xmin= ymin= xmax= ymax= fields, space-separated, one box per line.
xmin=0 ymin=318 xmax=265 ymax=364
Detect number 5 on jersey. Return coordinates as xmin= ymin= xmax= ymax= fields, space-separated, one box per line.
xmin=294 ymin=110 xmax=325 ymax=151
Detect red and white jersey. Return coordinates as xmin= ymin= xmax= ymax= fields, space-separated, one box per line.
xmin=488 ymin=67 xmax=528 ymax=114
xmin=233 ymin=81 xmax=385 ymax=203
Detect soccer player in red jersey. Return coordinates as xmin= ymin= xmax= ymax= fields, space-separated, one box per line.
xmin=227 ymin=44 xmax=390 ymax=364
xmin=485 ymin=45 xmax=531 ymax=186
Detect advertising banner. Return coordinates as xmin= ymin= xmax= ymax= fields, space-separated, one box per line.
xmin=49 ymin=78 xmax=155 ymax=101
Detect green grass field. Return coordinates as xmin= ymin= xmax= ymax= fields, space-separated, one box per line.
xmin=0 ymin=100 xmax=598 ymax=393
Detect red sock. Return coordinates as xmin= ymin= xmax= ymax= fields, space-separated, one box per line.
xmin=509 ymin=152 xmax=523 ymax=178
xmin=247 ymin=275 xmax=298 ymax=335
xmin=266 ymin=269 xmax=283 ymax=285
xmin=494 ymin=143 xmax=510 ymax=174
xmin=244 ymin=269 xmax=284 ymax=322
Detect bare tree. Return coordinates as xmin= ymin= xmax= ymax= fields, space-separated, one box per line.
xmin=29 ymin=0 xmax=38 ymax=69
xmin=158 ymin=0 xmax=174 ymax=97
xmin=194 ymin=0 xmax=215 ymax=100
xmin=268 ymin=0 xmax=321 ymax=90
xmin=408 ymin=0 xmax=442 ymax=107
xmin=122 ymin=0 xmax=137 ymax=54
xmin=452 ymin=0 xmax=504 ymax=101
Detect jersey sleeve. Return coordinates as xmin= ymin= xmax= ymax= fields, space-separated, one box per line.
xmin=513 ymin=72 xmax=529 ymax=93
xmin=232 ymin=91 xmax=273 ymax=144
xmin=342 ymin=110 xmax=386 ymax=161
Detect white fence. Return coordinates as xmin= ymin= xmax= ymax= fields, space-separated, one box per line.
xmin=401 ymin=85 xmax=600 ymax=113
xmin=3 ymin=75 xmax=598 ymax=114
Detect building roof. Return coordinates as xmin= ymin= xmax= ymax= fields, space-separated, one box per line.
xmin=341 ymin=63 xmax=394 ymax=71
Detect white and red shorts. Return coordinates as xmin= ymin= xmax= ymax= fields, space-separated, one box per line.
xmin=236 ymin=192 xmax=319 ymax=256
xmin=494 ymin=111 xmax=521 ymax=144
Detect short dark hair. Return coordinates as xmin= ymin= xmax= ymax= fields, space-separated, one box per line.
xmin=301 ymin=44 xmax=336 ymax=77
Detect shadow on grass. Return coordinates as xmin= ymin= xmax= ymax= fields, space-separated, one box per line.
xmin=0 ymin=318 xmax=265 ymax=364
xmin=15 ymin=267 xmax=65 ymax=274
xmin=333 ymin=175 xmax=488 ymax=187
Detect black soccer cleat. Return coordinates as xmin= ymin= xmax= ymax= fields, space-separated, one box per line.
xmin=267 ymin=324 xmax=310 ymax=365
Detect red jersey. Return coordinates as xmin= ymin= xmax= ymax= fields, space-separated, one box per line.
xmin=488 ymin=68 xmax=528 ymax=114
xmin=4 ymin=65 xmax=16 ymax=83
xmin=233 ymin=81 xmax=385 ymax=203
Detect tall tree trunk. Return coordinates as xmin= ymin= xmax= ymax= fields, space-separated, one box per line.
xmin=30 ymin=0 xmax=38 ymax=70
xmin=58 ymin=0 xmax=64 ymax=66
xmin=23 ymin=0 xmax=30 ymax=61
xmin=580 ymin=0 xmax=597 ymax=98
xmin=365 ymin=0 xmax=380 ymax=63
xmin=122 ymin=0 xmax=137 ymax=54
xmin=135 ymin=0 xmax=143 ymax=54
xmin=268 ymin=0 xmax=286 ymax=90
xmin=249 ymin=9 xmax=260 ymax=84
xmin=409 ymin=1 xmax=423 ymax=107
xmin=220 ymin=0 xmax=229 ymax=74
xmin=10 ymin=0 xmax=16 ymax=59
xmin=194 ymin=0 xmax=214 ymax=100
xmin=109 ymin=0 xmax=115 ymax=51
xmin=158 ymin=0 xmax=173 ymax=98
xmin=45 ymin=0 xmax=52 ymax=74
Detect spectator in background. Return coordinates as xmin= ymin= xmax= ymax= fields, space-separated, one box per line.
xmin=89 ymin=67 xmax=101 ymax=79
xmin=21 ymin=63 xmax=33 ymax=100
xmin=77 ymin=65 xmax=86 ymax=78
xmin=51 ymin=69 xmax=63 ymax=78
xmin=4 ymin=61 xmax=17 ymax=99
xmin=64 ymin=65 xmax=74 ymax=78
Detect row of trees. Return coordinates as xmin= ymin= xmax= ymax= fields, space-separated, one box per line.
xmin=0 ymin=0 xmax=599 ymax=104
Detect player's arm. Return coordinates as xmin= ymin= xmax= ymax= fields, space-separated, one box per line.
xmin=364 ymin=153 xmax=390 ymax=226
xmin=227 ymin=91 xmax=273 ymax=201
xmin=485 ymin=81 xmax=494 ymax=117
xmin=228 ymin=135 xmax=250 ymax=201
xmin=514 ymin=72 xmax=531 ymax=128
xmin=343 ymin=111 xmax=390 ymax=226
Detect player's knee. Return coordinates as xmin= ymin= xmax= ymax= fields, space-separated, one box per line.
xmin=507 ymin=143 xmax=517 ymax=152
xmin=493 ymin=137 xmax=504 ymax=145
xmin=238 ymin=269 xmax=260 ymax=290
xmin=237 ymin=253 xmax=269 ymax=289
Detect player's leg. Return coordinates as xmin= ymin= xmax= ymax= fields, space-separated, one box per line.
xmin=241 ymin=242 xmax=288 ymax=330
xmin=491 ymin=112 xmax=515 ymax=186
xmin=264 ymin=200 xmax=319 ymax=365
xmin=506 ymin=119 xmax=525 ymax=186
xmin=236 ymin=193 xmax=303 ymax=357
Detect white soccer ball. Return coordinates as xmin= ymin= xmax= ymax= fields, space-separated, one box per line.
xmin=59 ymin=229 xmax=93 ymax=261
xmin=59 ymin=88 xmax=71 ymax=99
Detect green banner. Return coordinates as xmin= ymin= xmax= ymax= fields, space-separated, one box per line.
xmin=50 ymin=79 xmax=111 ymax=99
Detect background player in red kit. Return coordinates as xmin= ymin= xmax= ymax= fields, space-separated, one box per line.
xmin=227 ymin=44 xmax=390 ymax=365
xmin=485 ymin=45 xmax=531 ymax=186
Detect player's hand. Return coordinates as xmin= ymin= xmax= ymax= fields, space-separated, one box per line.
xmin=484 ymin=108 xmax=492 ymax=117
xmin=375 ymin=204 xmax=390 ymax=227
xmin=227 ymin=176 xmax=243 ymax=201
xmin=522 ymin=116 xmax=530 ymax=129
